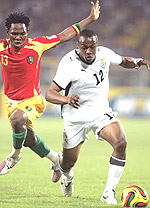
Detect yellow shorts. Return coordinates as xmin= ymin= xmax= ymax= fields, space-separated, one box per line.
xmin=6 ymin=95 xmax=46 ymax=131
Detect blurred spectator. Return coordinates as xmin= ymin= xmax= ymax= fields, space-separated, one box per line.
xmin=0 ymin=0 xmax=150 ymax=87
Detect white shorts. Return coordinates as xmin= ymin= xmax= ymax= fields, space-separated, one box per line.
xmin=63 ymin=110 xmax=119 ymax=149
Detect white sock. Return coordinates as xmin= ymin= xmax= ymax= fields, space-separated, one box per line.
xmin=58 ymin=161 xmax=74 ymax=182
xmin=9 ymin=146 xmax=22 ymax=159
xmin=104 ymin=156 xmax=126 ymax=192
xmin=45 ymin=148 xmax=58 ymax=164
xmin=62 ymin=168 xmax=74 ymax=181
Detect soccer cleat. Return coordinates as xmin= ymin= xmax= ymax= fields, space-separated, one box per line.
xmin=101 ymin=189 xmax=118 ymax=204
xmin=51 ymin=152 xmax=62 ymax=183
xmin=0 ymin=155 xmax=21 ymax=175
xmin=61 ymin=174 xmax=74 ymax=197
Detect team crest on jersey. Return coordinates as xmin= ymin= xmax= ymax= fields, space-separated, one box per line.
xmin=27 ymin=56 xmax=34 ymax=64
xmin=100 ymin=58 xmax=106 ymax=68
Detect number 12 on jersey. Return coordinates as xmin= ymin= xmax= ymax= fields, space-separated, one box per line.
xmin=93 ymin=70 xmax=104 ymax=85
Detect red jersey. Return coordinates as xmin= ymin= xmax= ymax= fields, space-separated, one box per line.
xmin=0 ymin=35 xmax=60 ymax=100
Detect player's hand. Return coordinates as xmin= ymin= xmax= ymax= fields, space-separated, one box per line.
xmin=90 ymin=0 xmax=100 ymax=21
xmin=68 ymin=94 xmax=80 ymax=109
xmin=135 ymin=59 xmax=150 ymax=71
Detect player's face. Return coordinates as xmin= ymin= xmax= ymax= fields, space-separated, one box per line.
xmin=78 ymin=35 xmax=98 ymax=64
xmin=7 ymin=23 xmax=28 ymax=49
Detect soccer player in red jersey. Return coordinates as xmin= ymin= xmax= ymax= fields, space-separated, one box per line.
xmin=0 ymin=0 xmax=100 ymax=180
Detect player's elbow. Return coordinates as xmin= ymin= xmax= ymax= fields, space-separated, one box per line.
xmin=59 ymin=30 xmax=74 ymax=43
xmin=45 ymin=91 xmax=52 ymax=103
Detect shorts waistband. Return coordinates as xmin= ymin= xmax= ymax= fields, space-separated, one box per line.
xmin=6 ymin=95 xmax=41 ymax=104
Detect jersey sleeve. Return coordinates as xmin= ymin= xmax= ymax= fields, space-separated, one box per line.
xmin=33 ymin=34 xmax=60 ymax=53
xmin=0 ymin=38 xmax=7 ymax=52
xmin=0 ymin=38 xmax=4 ymax=43
xmin=108 ymin=49 xmax=123 ymax=65
xmin=53 ymin=57 xmax=73 ymax=90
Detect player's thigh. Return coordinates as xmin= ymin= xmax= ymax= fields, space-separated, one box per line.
xmin=98 ymin=121 xmax=126 ymax=146
xmin=6 ymin=95 xmax=45 ymax=131
xmin=18 ymin=95 xmax=45 ymax=131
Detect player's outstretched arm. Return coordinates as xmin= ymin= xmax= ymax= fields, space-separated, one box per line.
xmin=58 ymin=0 xmax=100 ymax=43
xmin=120 ymin=57 xmax=150 ymax=71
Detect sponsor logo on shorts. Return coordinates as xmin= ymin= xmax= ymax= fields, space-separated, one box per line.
xmin=64 ymin=138 xmax=68 ymax=144
xmin=63 ymin=130 xmax=68 ymax=144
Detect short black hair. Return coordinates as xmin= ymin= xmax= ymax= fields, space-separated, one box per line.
xmin=5 ymin=12 xmax=30 ymax=30
xmin=77 ymin=29 xmax=98 ymax=41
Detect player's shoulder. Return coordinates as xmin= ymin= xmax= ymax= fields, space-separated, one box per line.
xmin=0 ymin=38 xmax=7 ymax=43
xmin=0 ymin=38 xmax=9 ymax=51
xmin=26 ymin=37 xmax=32 ymax=43
xmin=60 ymin=49 xmax=77 ymax=63
xmin=97 ymin=46 xmax=116 ymax=55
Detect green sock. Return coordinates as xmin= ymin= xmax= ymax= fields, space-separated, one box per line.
xmin=30 ymin=135 xmax=50 ymax=158
xmin=13 ymin=128 xmax=27 ymax=149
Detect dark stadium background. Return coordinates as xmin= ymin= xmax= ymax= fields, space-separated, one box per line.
xmin=0 ymin=3 xmax=150 ymax=208
xmin=0 ymin=0 xmax=150 ymax=117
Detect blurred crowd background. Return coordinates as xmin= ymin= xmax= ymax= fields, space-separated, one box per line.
xmin=0 ymin=0 xmax=150 ymax=117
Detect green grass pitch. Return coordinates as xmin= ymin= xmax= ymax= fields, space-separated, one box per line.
xmin=0 ymin=117 xmax=149 ymax=208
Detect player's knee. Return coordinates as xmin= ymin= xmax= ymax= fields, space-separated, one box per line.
xmin=11 ymin=112 xmax=27 ymax=131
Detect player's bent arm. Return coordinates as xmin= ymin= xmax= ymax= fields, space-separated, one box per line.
xmin=58 ymin=0 xmax=100 ymax=43
xmin=120 ymin=57 xmax=150 ymax=70
xmin=45 ymin=82 xmax=80 ymax=109
xmin=45 ymin=82 xmax=69 ymax=105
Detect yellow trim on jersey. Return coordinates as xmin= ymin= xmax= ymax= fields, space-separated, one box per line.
xmin=0 ymin=40 xmax=9 ymax=51
xmin=26 ymin=38 xmax=60 ymax=54
xmin=33 ymin=87 xmax=39 ymax=97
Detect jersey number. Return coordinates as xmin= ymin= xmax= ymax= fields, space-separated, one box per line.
xmin=104 ymin=113 xmax=113 ymax=120
xmin=1 ymin=55 xmax=8 ymax=66
xmin=93 ymin=70 xmax=104 ymax=85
